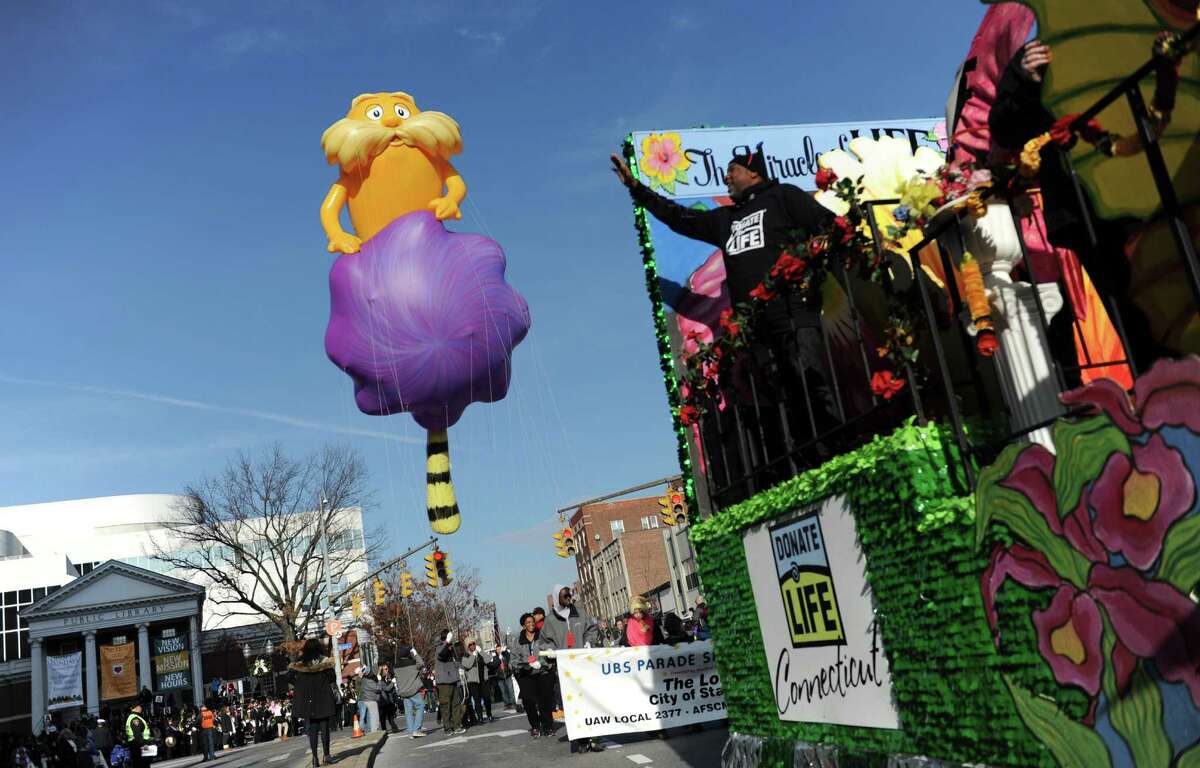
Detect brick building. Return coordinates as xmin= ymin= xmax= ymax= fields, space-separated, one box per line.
xmin=568 ymin=496 xmax=699 ymax=622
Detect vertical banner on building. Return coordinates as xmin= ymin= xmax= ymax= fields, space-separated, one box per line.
xmin=100 ymin=643 xmax=137 ymax=701
xmin=46 ymin=652 xmax=84 ymax=710
xmin=152 ymin=628 xmax=190 ymax=690
xmin=742 ymin=495 xmax=901 ymax=729
xmin=556 ymin=641 xmax=726 ymax=739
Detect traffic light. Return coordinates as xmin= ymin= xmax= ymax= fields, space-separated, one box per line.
xmin=400 ymin=572 xmax=414 ymax=598
xmin=552 ymin=528 xmax=576 ymax=558
xmin=351 ymin=593 xmax=362 ymax=619
xmin=424 ymin=552 xmax=439 ymax=588
xmin=433 ymin=548 xmax=453 ymax=586
xmin=658 ymin=494 xmax=675 ymax=526
xmin=373 ymin=578 xmax=386 ymax=606
xmin=669 ymin=488 xmax=688 ymax=526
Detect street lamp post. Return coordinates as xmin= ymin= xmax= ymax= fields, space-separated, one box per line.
xmin=319 ymin=494 xmax=344 ymax=684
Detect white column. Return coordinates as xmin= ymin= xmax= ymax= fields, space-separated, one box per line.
xmin=189 ymin=616 xmax=204 ymax=707
xmin=137 ymin=623 xmax=153 ymax=693
xmin=30 ymin=638 xmax=46 ymax=735
xmin=951 ymin=202 xmax=1065 ymax=450
xmin=83 ymin=631 xmax=99 ymax=715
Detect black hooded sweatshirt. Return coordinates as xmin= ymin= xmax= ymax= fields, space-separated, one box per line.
xmin=630 ymin=178 xmax=832 ymax=327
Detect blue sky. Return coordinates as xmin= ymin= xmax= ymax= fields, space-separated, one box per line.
xmin=0 ymin=0 xmax=987 ymax=630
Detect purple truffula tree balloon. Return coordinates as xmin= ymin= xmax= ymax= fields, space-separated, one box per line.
xmin=325 ymin=211 xmax=530 ymax=534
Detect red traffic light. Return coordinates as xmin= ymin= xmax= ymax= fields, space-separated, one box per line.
xmin=562 ymin=528 xmax=573 ymax=538
xmin=670 ymin=493 xmax=683 ymax=505
xmin=433 ymin=551 xmax=445 ymax=561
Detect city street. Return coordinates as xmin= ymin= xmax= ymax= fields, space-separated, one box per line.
xmin=375 ymin=712 xmax=728 ymax=768
xmin=154 ymin=729 xmax=379 ymax=768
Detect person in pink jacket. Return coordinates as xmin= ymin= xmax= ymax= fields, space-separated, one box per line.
xmin=625 ymin=597 xmax=663 ymax=646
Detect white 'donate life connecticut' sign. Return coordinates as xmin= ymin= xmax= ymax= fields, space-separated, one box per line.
xmin=742 ymin=494 xmax=900 ymax=729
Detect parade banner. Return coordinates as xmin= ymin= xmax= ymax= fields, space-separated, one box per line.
xmin=100 ymin=643 xmax=137 ymax=701
xmin=46 ymin=652 xmax=83 ymax=710
xmin=742 ymin=495 xmax=900 ymax=729
xmin=555 ymin=640 xmax=726 ymax=739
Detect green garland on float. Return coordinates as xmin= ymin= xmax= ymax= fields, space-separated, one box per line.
xmin=687 ymin=420 xmax=1086 ymax=767
xmin=622 ymin=135 xmax=698 ymax=510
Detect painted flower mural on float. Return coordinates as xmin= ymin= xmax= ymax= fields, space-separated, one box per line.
xmin=638 ymin=132 xmax=691 ymax=194
xmin=977 ymin=356 xmax=1200 ymax=768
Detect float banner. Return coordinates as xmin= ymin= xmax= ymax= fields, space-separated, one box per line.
xmin=556 ymin=641 xmax=726 ymax=739
xmin=100 ymin=643 xmax=138 ymax=701
xmin=742 ymin=495 xmax=901 ymax=729
xmin=47 ymin=652 xmax=83 ymax=711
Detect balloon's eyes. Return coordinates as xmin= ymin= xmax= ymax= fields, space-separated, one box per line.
xmin=394 ymin=104 xmax=410 ymax=119
xmin=366 ymin=105 xmax=383 ymax=121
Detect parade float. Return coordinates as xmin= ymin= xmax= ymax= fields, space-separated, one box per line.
xmin=624 ymin=2 xmax=1200 ymax=765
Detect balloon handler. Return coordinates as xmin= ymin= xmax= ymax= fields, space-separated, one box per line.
xmin=320 ymin=92 xmax=530 ymax=534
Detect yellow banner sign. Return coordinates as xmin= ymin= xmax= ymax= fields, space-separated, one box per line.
xmin=153 ymin=651 xmax=190 ymax=675
xmin=100 ymin=643 xmax=137 ymax=701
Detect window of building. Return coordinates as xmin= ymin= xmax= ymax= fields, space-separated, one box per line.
xmin=640 ymin=516 xmax=659 ymax=530
xmin=1 ymin=586 xmax=50 ymax=663
xmin=610 ymin=520 xmax=625 ymax=537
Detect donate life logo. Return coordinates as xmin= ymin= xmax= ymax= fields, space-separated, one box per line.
xmin=770 ymin=512 xmax=845 ymax=649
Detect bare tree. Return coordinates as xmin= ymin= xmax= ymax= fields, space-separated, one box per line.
xmin=153 ymin=444 xmax=378 ymax=641
xmin=368 ymin=566 xmax=493 ymax=664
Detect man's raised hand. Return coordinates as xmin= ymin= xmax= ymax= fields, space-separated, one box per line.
xmin=610 ymin=153 xmax=635 ymax=187
xmin=1020 ymin=40 xmax=1052 ymax=83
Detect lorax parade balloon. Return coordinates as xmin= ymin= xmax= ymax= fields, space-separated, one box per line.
xmin=319 ymin=92 xmax=530 ymax=534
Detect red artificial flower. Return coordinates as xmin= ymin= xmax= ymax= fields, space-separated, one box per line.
xmin=679 ymin=405 xmax=700 ymax=426
xmin=814 ymin=167 xmax=838 ymax=191
xmin=832 ymin=216 xmax=854 ymax=244
xmin=718 ymin=308 xmax=741 ymax=338
xmin=870 ymin=370 xmax=906 ymax=400
xmin=944 ymin=181 xmax=968 ymax=200
xmin=771 ymin=252 xmax=809 ymax=283
xmin=749 ymin=283 xmax=777 ymax=302
xmin=1050 ymin=114 xmax=1080 ymax=146
xmin=976 ymin=330 xmax=999 ymax=357
xmin=807 ymin=236 xmax=828 ymax=259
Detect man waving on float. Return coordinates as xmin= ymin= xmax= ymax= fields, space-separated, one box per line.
xmin=610 ymin=146 xmax=837 ymax=458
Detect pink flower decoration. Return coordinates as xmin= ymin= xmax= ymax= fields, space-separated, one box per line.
xmin=982 ymin=547 xmax=1200 ymax=706
xmin=997 ymin=444 xmax=1106 ymax=562
xmin=1032 ymin=586 xmax=1104 ymax=696
xmin=641 ymin=134 xmax=687 ymax=182
xmin=1090 ymin=432 xmax=1195 ymax=570
xmin=1061 ymin=356 xmax=1200 ymax=435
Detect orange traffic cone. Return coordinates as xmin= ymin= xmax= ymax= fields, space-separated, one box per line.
xmin=351 ymin=714 xmax=364 ymax=738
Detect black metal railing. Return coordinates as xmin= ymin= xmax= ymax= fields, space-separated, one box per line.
xmin=694 ymin=24 xmax=1200 ymax=511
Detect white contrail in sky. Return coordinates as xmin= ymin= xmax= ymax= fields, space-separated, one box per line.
xmin=0 ymin=374 xmax=424 ymax=445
